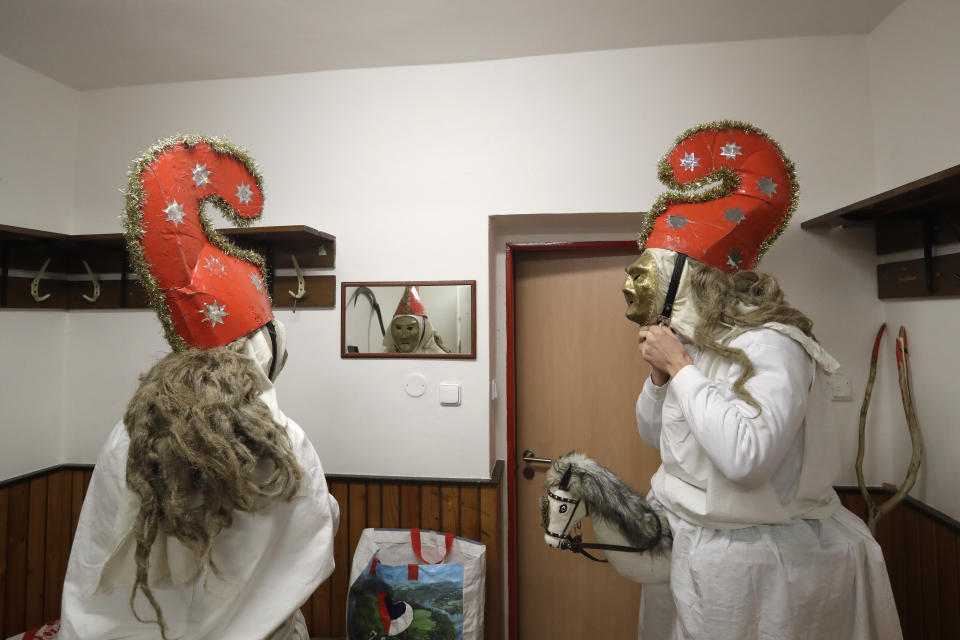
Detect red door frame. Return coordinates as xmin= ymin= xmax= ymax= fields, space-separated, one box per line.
xmin=504 ymin=240 xmax=638 ymax=640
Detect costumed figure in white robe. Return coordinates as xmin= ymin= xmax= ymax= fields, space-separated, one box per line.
xmin=382 ymin=285 xmax=451 ymax=354
xmin=622 ymin=121 xmax=901 ymax=639
xmin=60 ymin=135 xmax=339 ymax=640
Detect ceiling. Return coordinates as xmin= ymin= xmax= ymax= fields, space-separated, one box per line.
xmin=0 ymin=0 xmax=903 ymax=91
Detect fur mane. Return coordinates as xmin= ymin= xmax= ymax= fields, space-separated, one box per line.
xmin=545 ymin=452 xmax=670 ymax=552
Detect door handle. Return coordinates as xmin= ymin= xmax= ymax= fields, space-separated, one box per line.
xmin=521 ymin=449 xmax=552 ymax=464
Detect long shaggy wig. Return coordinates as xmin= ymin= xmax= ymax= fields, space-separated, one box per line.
xmin=686 ymin=260 xmax=816 ymax=410
xmin=544 ymin=453 xmax=671 ymax=553
xmin=123 ymin=341 xmax=302 ymax=638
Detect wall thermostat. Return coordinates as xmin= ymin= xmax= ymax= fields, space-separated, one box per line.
xmin=404 ymin=373 xmax=427 ymax=398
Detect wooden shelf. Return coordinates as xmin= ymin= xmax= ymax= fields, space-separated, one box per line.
xmin=221 ymin=225 xmax=335 ymax=269
xmin=0 ymin=225 xmax=68 ymax=241
xmin=0 ymin=224 xmax=336 ymax=309
xmin=801 ymin=165 xmax=960 ymax=299
xmin=801 ymin=164 xmax=960 ymax=234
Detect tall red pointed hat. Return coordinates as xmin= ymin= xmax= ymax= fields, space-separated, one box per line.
xmin=638 ymin=120 xmax=798 ymax=272
xmin=123 ymin=135 xmax=274 ymax=351
xmin=394 ymin=286 xmax=427 ymax=316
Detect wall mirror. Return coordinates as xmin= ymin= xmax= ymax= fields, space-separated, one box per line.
xmin=341 ymin=281 xmax=476 ymax=358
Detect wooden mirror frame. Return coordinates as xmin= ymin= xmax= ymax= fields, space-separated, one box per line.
xmin=340 ymin=280 xmax=477 ymax=359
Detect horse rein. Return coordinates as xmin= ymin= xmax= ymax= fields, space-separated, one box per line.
xmin=543 ymin=489 xmax=664 ymax=563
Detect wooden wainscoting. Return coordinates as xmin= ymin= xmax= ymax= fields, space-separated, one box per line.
xmin=0 ymin=463 xmax=503 ymax=640
xmin=5 ymin=468 xmax=954 ymax=639
xmin=837 ymin=488 xmax=960 ymax=640
xmin=0 ymin=467 xmax=92 ymax=638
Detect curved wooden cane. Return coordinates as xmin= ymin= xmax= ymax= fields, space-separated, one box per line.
xmin=855 ymin=325 xmax=925 ymax=535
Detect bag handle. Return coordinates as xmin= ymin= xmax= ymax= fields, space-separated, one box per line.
xmin=410 ymin=528 xmax=455 ymax=564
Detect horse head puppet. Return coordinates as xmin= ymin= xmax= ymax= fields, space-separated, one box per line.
xmin=540 ymin=453 xmax=672 ymax=584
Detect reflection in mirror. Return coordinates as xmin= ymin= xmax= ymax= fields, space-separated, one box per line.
xmin=341 ymin=281 xmax=476 ymax=358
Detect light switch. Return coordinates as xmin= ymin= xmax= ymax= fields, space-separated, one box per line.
xmin=439 ymin=383 xmax=461 ymax=406
xmin=829 ymin=374 xmax=852 ymax=401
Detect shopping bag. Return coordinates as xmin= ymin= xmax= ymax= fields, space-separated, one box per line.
xmin=348 ymin=554 xmax=464 ymax=639
xmin=5 ymin=619 xmax=60 ymax=640
xmin=347 ymin=528 xmax=485 ymax=640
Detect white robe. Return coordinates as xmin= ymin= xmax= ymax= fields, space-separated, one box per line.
xmin=636 ymin=327 xmax=901 ymax=639
xmin=59 ymin=384 xmax=339 ymax=640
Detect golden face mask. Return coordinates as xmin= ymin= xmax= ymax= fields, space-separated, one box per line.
xmin=390 ymin=315 xmax=423 ymax=353
xmin=623 ymin=251 xmax=659 ymax=326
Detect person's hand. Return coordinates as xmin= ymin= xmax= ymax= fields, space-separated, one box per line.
xmin=638 ymin=327 xmax=670 ymax=385
xmin=638 ymin=325 xmax=693 ymax=382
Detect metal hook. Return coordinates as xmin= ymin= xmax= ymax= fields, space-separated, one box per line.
xmin=30 ymin=257 xmax=52 ymax=302
xmin=288 ymin=255 xmax=306 ymax=313
xmin=81 ymin=260 xmax=101 ymax=303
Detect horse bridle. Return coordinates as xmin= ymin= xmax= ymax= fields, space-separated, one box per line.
xmin=543 ymin=485 xmax=664 ymax=563
xmin=543 ymin=489 xmax=588 ymax=547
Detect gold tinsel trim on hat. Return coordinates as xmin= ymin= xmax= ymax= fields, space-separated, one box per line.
xmin=402 ymin=285 xmax=412 ymax=314
xmin=636 ymin=119 xmax=800 ymax=267
xmin=123 ymin=134 xmax=272 ymax=352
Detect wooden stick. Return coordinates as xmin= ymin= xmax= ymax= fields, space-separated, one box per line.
xmin=855 ymin=324 xmax=886 ymax=530
xmin=868 ymin=327 xmax=925 ymax=533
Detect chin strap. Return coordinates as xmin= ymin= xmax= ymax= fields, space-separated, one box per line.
xmin=265 ymin=321 xmax=279 ymax=381
xmin=656 ymin=253 xmax=687 ymax=325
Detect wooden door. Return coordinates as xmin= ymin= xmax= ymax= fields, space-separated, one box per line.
xmin=514 ymin=248 xmax=661 ymax=639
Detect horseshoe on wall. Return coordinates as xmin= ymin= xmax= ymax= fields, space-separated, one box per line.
xmin=30 ymin=257 xmax=52 ymax=303
xmin=80 ymin=259 xmax=101 ymax=303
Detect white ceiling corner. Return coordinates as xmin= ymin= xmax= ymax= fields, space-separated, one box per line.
xmin=0 ymin=0 xmax=903 ymax=90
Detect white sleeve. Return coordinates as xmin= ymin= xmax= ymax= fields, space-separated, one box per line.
xmin=668 ymin=330 xmax=813 ymax=486
xmin=290 ymin=423 xmax=341 ymax=537
xmin=636 ymin=375 xmax=669 ymax=449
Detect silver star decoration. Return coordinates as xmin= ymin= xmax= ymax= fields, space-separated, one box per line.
xmin=249 ymin=272 xmax=264 ymax=292
xmin=199 ymin=301 xmax=229 ymax=326
xmin=755 ymin=176 xmax=778 ymax=197
xmin=720 ymin=142 xmax=742 ymax=160
xmin=203 ymin=256 xmax=226 ymax=276
xmin=163 ymin=200 xmax=185 ymax=226
xmin=235 ymin=182 xmax=254 ymax=205
xmin=666 ymin=214 xmax=688 ymax=229
xmin=727 ymin=247 xmax=743 ymax=270
xmin=191 ymin=163 xmax=211 ymax=188
xmin=679 ymin=152 xmax=700 ymax=172
xmin=723 ymin=207 xmax=746 ymax=225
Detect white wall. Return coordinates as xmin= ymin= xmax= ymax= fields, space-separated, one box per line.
xmin=0 ymin=55 xmax=78 ymax=478
xmin=0 ymin=311 xmax=66 ymax=479
xmin=0 ymin=54 xmax=79 ymax=233
xmin=69 ymin=64 xmax=504 ymax=478
xmin=60 ymin=311 xmax=169 ymax=463
xmin=484 ymin=36 xmax=888 ymax=490
xmin=866 ymin=0 xmax=960 ymax=520
xmin=12 ymin=21 xmax=956 ymax=507
xmin=3 ymin=35 xmax=896 ymax=485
